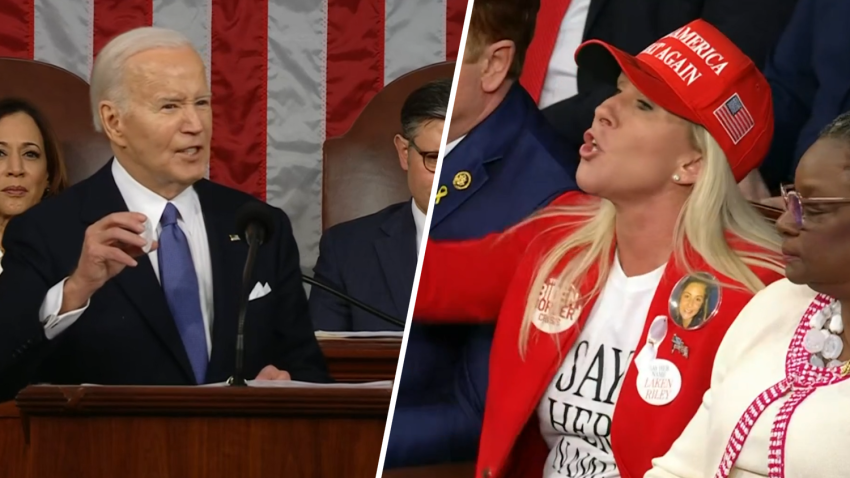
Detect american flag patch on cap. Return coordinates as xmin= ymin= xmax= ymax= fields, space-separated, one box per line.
xmin=713 ymin=93 xmax=755 ymax=144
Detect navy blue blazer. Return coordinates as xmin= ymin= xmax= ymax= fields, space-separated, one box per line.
xmin=758 ymin=0 xmax=850 ymax=191
xmin=309 ymin=201 xmax=416 ymax=331
xmin=384 ymin=84 xmax=580 ymax=467
xmin=0 ymin=161 xmax=330 ymax=400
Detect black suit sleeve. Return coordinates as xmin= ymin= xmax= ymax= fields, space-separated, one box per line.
xmin=759 ymin=0 xmax=850 ymax=191
xmin=308 ymin=229 xmax=354 ymax=331
xmin=0 ymin=213 xmax=59 ymax=400
xmin=267 ymin=210 xmax=332 ymax=383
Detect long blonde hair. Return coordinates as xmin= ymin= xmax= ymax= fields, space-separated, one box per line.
xmin=518 ymin=124 xmax=784 ymax=356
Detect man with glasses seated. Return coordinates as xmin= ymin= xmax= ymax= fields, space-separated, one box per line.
xmin=309 ymin=78 xmax=450 ymax=331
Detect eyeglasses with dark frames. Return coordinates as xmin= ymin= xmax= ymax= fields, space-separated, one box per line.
xmin=407 ymin=138 xmax=439 ymax=173
xmin=780 ymin=183 xmax=850 ymax=227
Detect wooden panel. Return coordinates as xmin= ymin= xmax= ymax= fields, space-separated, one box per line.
xmin=26 ymin=415 xmax=384 ymax=478
xmin=0 ymin=401 xmax=28 ymax=478
xmin=13 ymin=385 xmax=390 ymax=478
xmin=0 ymin=339 xmax=399 ymax=477
xmin=319 ymin=338 xmax=400 ymax=382
xmin=16 ymin=385 xmax=389 ymax=416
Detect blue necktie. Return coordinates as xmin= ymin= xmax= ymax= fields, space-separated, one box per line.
xmin=158 ymin=202 xmax=208 ymax=383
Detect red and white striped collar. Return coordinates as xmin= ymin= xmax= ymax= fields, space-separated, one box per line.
xmin=715 ymin=294 xmax=850 ymax=478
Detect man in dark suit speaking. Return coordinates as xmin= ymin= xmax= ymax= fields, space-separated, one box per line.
xmin=0 ymin=27 xmax=329 ymax=400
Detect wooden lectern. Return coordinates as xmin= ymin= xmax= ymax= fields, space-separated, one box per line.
xmin=0 ymin=339 xmax=399 ymax=477
xmin=319 ymin=338 xmax=401 ymax=382
xmin=8 ymin=384 xmax=390 ymax=478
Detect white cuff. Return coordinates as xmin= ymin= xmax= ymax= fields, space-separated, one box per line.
xmin=39 ymin=277 xmax=90 ymax=340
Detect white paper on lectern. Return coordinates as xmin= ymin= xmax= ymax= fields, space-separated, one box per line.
xmin=314 ymin=330 xmax=403 ymax=339
xmin=248 ymin=380 xmax=392 ymax=388
xmin=81 ymin=382 xmax=392 ymax=389
xmin=199 ymin=380 xmax=393 ymax=388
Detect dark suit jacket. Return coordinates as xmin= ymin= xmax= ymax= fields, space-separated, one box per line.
xmin=309 ymin=201 xmax=416 ymax=331
xmin=0 ymin=161 xmax=330 ymax=400
xmin=758 ymin=0 xmax=850 ymax=191
xmin=543 ymin=0 xmax=798 ymax=149
xmin=384 ymin=84 xmax=580 ymax=467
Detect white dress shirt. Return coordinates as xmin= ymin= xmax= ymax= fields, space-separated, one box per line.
xmin=411 ymin=199 xmax=426 ymax=257
xmin=538 ymin=0 xmax=591 ymax=108
xmin=0 ymin=248 xmax=4 ymax=275
xmin=39 ymin=159 xmax=215 ymax=356
xmin=444 ymin=135 xmax=466 ymax=157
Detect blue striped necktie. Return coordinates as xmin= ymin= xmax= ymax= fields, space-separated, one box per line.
xmin=158 ymin=202 xmax=208 ymax=383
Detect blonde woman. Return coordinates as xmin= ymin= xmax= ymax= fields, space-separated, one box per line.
xmin=412 ymin=20 xmax=784 ymax=478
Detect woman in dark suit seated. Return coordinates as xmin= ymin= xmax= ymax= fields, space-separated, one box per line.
xmin=0 ymin=98 xmax=69 ymax=272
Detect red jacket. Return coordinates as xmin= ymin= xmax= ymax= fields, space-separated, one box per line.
xmin=414 ymin=191 xmax=783 ymax=478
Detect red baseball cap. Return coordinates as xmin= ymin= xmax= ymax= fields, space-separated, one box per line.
xmin=574 ymin=19 xmax=773 ymax=182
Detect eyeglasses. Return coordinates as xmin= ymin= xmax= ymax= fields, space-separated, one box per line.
xmin=408 ymin=138 xmax=439 ymax=173
xmin=780 ymin=183 xmax=850 ymax=227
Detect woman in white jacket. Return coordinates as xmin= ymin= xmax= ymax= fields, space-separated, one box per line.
xmin=645 ymin=111 xmax=850 ymax=478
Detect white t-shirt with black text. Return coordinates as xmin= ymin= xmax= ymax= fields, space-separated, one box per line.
xmin=538 ymin=255 xmax=664 ymax=478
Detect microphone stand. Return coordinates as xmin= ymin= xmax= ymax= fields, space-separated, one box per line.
xmin=227 ymin=227 xmax=263 ymax=387
xmin=226 ymin=223 xmax=405 ymax=386
xmin=302 ymin=275 xmax=406 ymax=328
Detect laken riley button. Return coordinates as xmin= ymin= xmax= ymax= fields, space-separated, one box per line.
xmin=669 ymin=272 xmax=721 ymax=330
xmin=637 ymin=358 xmax=682 ymax=406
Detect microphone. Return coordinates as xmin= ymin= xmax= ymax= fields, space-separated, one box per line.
xmin=228 ymin=202 xmax=276 ymax=387
xmin=302 ymin=275 xmax=406 ymax=328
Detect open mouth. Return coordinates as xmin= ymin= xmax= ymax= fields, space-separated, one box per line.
xmin=579 ymin=130 xmax=601 ymax=158
xmin=177 ymin=146 xmax=201 ymax=156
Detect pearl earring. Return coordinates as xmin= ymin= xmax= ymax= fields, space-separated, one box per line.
xmin=672 ymin=174 xmax=681 ymax=182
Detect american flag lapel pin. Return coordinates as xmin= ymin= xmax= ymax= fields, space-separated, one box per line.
xmin=672 ymin=335 xmax=689 ymax=359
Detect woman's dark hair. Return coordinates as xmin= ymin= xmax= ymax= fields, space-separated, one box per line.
xmin=0 ymin=98 xmax=69 ymax=197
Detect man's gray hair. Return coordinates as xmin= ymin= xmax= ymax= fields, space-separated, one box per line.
xmin=820 ymin=111 xmax=850 ymax=144
xmin=90 ymin=27 xmax=197 ymax=132
xmin=400 ymin=78 xmax=452 ymax=140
